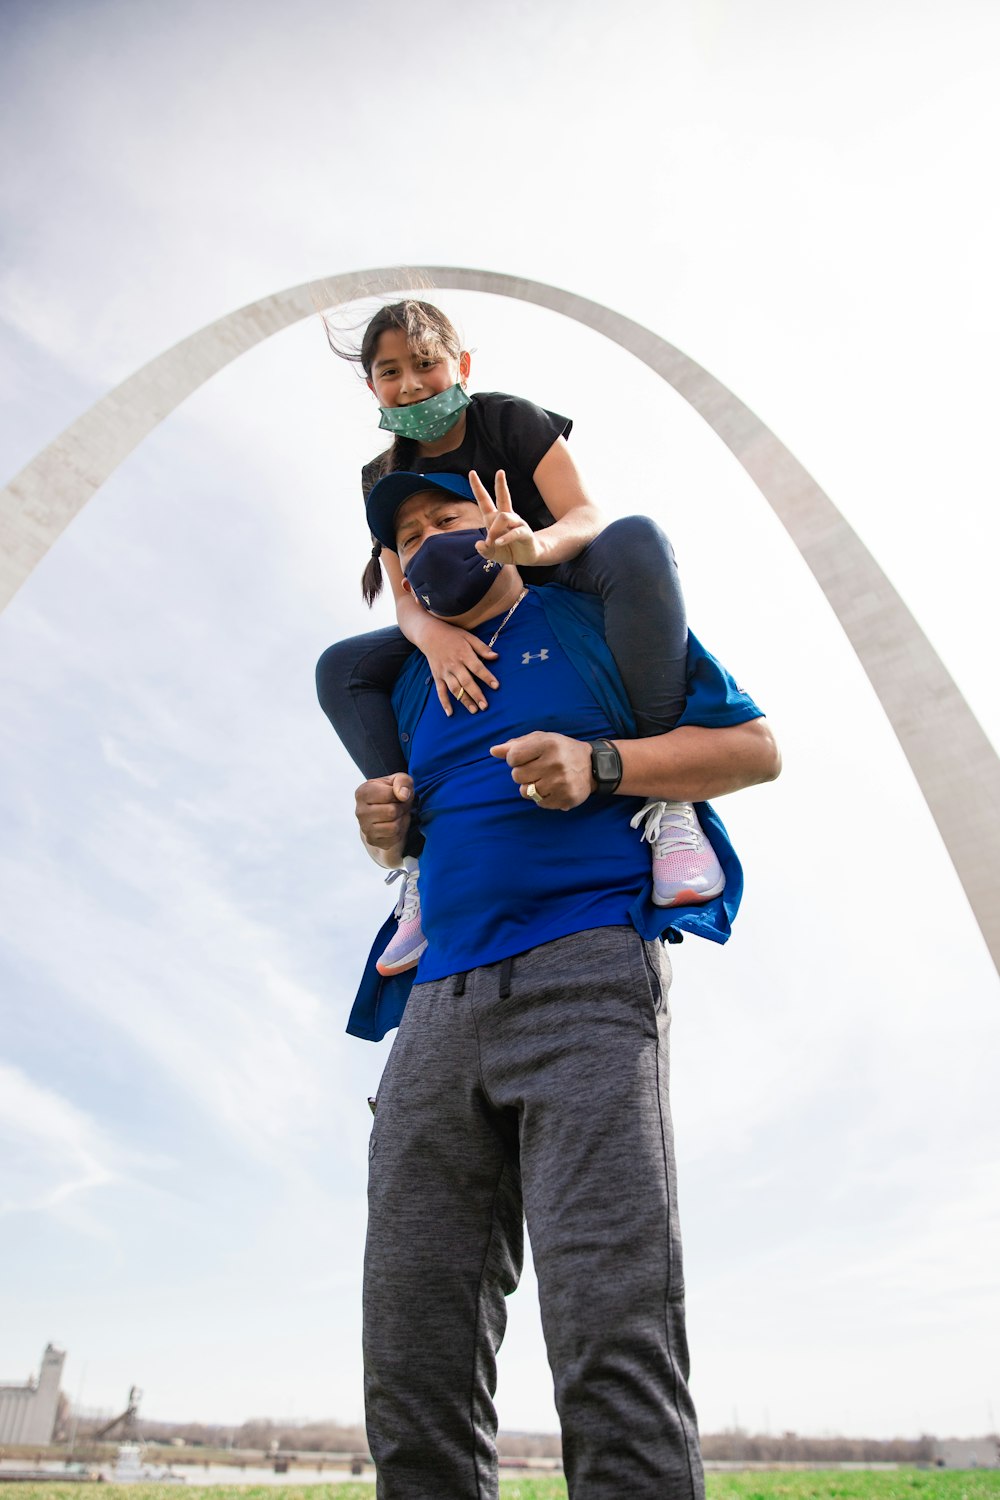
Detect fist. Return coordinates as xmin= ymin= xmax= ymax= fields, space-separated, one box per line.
xmin=355 ymin=772 xmax=414 ymax=853
xmin=489 ymin=732 xmax=594 ymax=810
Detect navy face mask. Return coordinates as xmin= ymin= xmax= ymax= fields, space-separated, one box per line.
xmin=404 ymin=528 xmax=500 ymax=618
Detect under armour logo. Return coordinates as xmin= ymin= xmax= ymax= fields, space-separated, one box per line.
xmin=522 ymin=649 xmax=549 ymax=665
xmin=421 ymin=594 xmax=431 ymax=606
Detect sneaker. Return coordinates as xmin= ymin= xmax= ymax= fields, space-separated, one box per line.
xmin=629 ymin=800 xmax=726 ymax=907
xmin=376 ymin=857 xmax=428 ymax=976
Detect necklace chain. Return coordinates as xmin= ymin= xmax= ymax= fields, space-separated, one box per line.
xmin=485 ymin=588 xmax=529 ymax=650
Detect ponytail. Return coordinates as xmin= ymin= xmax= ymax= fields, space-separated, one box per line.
xmin=362 ymin=541 xmax=383 ymax=608
xmin=360 ymin=434 xmax=419 ymax=605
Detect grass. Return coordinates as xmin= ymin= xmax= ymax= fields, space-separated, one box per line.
xmin=3 ymin=1474 xmax=1000 ymax=1500
xmin=707 ymin=1475 xmax=1000 ymax=1500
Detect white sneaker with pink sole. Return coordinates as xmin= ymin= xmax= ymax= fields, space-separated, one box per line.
xmin=630 ymin=800 xmax=726 ymax=907
xmin=376 ymin=857 xmax=428 ymax=976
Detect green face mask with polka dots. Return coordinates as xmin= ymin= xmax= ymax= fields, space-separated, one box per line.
xmin=378 ymin=383 xmax=471 ymax=443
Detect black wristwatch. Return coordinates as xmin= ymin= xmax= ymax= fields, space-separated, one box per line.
xmin=590 ymin=739 xmax=623 ymax=795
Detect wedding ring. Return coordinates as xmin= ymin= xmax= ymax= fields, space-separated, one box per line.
xmin=454 ymin=686 xmax=466 ymax=702
xmin=525 ymin=783 xmax=543 ymax=805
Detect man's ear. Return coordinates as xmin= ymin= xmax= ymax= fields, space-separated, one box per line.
xmin=400 ymin=576 xmax=413 ymax=596
xmin=459 ymin=350 xmax=471 ymax=385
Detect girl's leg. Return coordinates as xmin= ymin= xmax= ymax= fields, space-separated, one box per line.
xmin=315 ymin=627 xmax=415 ymax=780
xmin=557 ymin=515 xmax=688 ymax=736
xmin=557 ymin=518 xmax=724 ymax=907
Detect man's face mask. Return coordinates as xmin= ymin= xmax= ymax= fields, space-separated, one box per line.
xmin=404 ymin=528 xmax=499 ymax=618
xmin=379 ymin=383 xmax=470 ymax=443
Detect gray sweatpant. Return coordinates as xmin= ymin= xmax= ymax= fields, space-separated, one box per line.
xmin=363 ymin=925 xmax=704 ymax=1500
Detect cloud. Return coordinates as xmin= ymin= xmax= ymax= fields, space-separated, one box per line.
xmin=0 ymin=806 xmax=365 ymax=1172
xmin=100 ymin=735 xmax=160 ymax=789
xmin=0 ymin=1059 xmax=118 ymax=1215
xmin=2 ymin=0 xmax=999 ymax=1436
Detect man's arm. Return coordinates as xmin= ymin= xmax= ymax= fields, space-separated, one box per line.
xmin=490 ymin=718 xmax=781 ymax=810
xmin=615 ymin=719 xmax=781 ymax=801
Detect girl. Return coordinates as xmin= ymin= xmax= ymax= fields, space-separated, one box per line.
xmin=317 ymin=299 xmax=724 ymax=974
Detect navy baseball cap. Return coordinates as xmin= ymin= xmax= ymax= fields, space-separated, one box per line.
xmin=366 ymin=471 xmax=477 ymax=550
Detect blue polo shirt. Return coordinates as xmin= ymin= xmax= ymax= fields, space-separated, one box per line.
xmin=410 ymin=592 xmax=649 ymax=981
xmin=347 ymin=586 xmax=764 ymax=1042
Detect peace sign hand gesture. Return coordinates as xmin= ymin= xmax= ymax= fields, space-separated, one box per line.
xmin=470 ymin=469 xmax=544 ymax=567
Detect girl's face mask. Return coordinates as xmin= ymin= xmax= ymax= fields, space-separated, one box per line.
xmin=404 ymin=528 xmax=499 ymax=618
xmin=379 ymin=383 xmax=470 ymax=444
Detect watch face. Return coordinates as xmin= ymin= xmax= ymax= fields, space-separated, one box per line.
xmin=592 ymin=742 xmax=621 ymax=791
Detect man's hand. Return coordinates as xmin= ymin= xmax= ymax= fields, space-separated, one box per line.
xmin=490 ymin=732 xmax=593 ymax=810
xmin=355 ymin=773 xmax=414 ymax=866
xmin=471 ymin=469 xmax=544 ymax=567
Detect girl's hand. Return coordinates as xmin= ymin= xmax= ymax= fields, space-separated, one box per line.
xmin=421 ymin=615 xmax=500 ymax=717
xmin=470 ymin=469 xmax=543 ymax=567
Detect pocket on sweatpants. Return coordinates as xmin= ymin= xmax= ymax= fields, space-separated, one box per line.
xmin=641 ymin=938 xmax=672 ymax=1019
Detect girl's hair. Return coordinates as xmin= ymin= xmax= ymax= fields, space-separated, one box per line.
xmin=324 ymin=299 xmax=464 ymax=606
xmin=355 ymin=299 xmax=462 ymax=382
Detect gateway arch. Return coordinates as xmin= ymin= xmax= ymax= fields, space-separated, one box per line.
xmin=2 ymin=265 xmax=998 ymax=974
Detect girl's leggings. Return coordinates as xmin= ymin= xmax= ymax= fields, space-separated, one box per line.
xmin=315 ymin=515 xmax=688 ymax=781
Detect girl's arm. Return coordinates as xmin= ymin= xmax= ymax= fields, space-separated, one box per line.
xmin=475 ymin=440 xmax=605 ymax=567
xmin=381 ymin=545 xmax=501 ymax=718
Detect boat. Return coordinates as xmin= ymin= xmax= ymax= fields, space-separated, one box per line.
xmin=100 ymin=1441 xmax=186 ymax=1484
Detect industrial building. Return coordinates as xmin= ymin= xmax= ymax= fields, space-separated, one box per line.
xmin=933 ymin=1437 xmax=1000 ymax=1469
xmin=0 ymin=1344 xmax=65 ymax=1444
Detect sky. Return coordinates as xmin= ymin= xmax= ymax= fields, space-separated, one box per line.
xmin=1 ymin=0 xmax=999 ymax=1444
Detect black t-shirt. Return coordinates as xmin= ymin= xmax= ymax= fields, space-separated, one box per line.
xmin=361 ymin=389 xmax=572 ymax=544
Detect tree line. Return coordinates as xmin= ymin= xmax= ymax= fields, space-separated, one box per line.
xmin=66 ymin=1412 xmax=960 ymax=1463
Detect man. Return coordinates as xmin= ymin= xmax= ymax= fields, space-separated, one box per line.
xmin=352 ymin=471 xmax=780 ymax=1500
